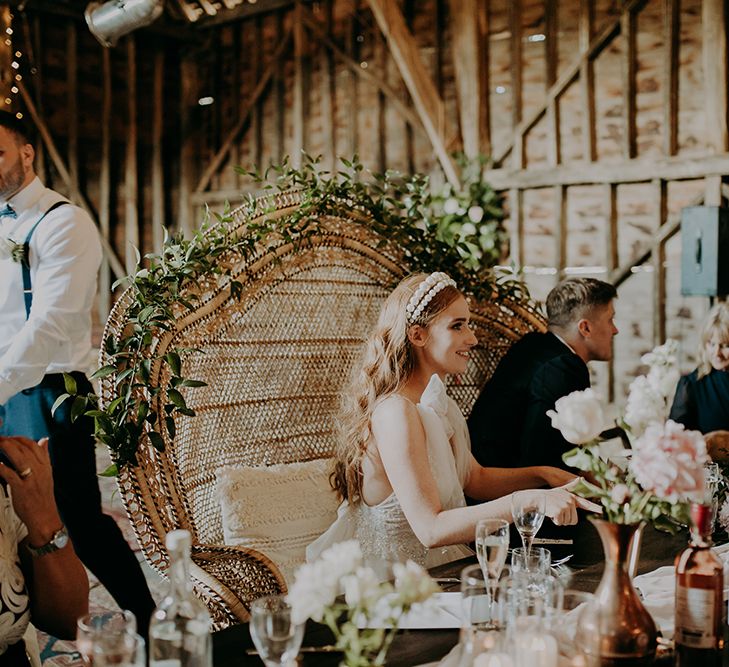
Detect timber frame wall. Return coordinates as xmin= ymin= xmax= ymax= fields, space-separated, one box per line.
xmin=3 ymin=0 xmax=728 ymax=400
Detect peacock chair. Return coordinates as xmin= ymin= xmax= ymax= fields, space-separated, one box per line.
xmin=98 ymin=190 xmax=546 ymax=629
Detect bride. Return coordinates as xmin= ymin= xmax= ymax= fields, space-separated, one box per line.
xmin=308 ymin=272 xmax=596 ymax=568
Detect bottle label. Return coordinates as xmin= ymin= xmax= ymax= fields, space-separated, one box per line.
xmin=675 ymin=583 xmax=717 ymax=649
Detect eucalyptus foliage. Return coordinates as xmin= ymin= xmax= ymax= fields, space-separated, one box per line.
xmin=60 ymin=154 xmax=524 ymax=473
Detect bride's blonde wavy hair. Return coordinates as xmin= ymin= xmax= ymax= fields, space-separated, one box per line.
xmin=331 ymin=273 xmax=462 ymax=502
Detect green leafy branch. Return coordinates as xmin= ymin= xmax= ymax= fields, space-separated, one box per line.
xmin=563 ymin=445 xmax=689 ymax=532
xmin=59 ymin=154 xmax=525 ymax=473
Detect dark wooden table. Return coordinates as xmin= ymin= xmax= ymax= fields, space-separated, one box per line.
xmin=212 ymin=524 xmax=691 ymax=666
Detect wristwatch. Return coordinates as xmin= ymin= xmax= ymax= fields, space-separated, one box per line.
xmin=26 ymin=525 xmax=69 ymax=558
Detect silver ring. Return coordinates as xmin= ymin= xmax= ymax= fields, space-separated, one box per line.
xmin=18 ymin=467 xmax=32 ymax=480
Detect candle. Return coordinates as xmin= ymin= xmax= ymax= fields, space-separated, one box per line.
xmin=514 ymin=632 xmax=558 ymax=667
xmin=473 ymin=652 xmax=515 ymax=667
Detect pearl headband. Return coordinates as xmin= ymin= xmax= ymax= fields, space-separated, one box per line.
xmin=405 ymin=272 xmax=457 ymax=324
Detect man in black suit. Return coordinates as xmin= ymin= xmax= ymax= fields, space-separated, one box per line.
xmin=468 ymin=277 xmax=618 ymax=471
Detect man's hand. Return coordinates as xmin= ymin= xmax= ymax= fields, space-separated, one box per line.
xmin=0 ymin=436 xmax=63 ymax=547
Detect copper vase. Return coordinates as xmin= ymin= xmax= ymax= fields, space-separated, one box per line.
xmin=580 ymin=518 xmax=657 ymax=666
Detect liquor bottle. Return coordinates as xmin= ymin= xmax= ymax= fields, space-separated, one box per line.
xmin=149 ymin=529 xmax=213 ymax=667
xmin=674 ymin=503 xmax=723 ymax=666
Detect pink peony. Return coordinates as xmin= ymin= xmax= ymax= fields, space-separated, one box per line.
xmin=629 ymin=420 xmax=708 ymax=503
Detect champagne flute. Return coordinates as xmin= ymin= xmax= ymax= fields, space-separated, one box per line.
xmin=250 ymin=595 xmax=304 ymax=667
xmin=511 ymin=491 xmax=546 ymax=559
xmin=475 ymin=519 xmax=509 ymax=591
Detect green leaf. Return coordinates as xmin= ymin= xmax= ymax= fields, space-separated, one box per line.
xmin=50 ymin=393 xmax=71 ymax=417
xmin=99 ymin=463 xmax=118 ymax=477
xmin=177 ymin=379 xmax=207 ymax=388
xmin=70 ymin=396 xmax=88 ymax=423
xmin=63 ymin=372 xmax=78 ymax=395
xmin=167 ymin=388 xmax=186 ymax=409
xmin=148 ymin=431 xmax=165 ymax=452
xmin=166 ymin=352 xmax=182 ymax=376
xmin=165 ymin=416 xmax=176 ymax=439
xmin=90 ymin=365 xmax=118 ymax=380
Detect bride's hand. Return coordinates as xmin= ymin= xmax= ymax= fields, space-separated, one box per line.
xmin=544 ymin=488 xmax=579 ymax=526
xmin=540 ymin=465 xmax=578 ymax=488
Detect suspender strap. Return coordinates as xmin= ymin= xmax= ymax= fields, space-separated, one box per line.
xmin=22 ymin=200 xmax=69 ymax=319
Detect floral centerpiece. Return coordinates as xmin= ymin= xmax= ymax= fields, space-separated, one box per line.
xmin=287 ymin=541 xmax=439 ymax=667
xmin=549 ymin=340 xmax=708 ymax=529
xmin=547 ymin=341 xmax=709 ymax=663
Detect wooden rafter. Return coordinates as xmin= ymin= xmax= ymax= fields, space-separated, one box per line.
xmin=366 ymin=0 xmax=460 ymax=187
xmin=703 ymin=0 xmax=728 ymax=153
xmin=485 ymin=153 xmax=729 ymax=190
xmin=194 ymin=25 xmax=292 ymax=194
xmin=17 ymin=79 xmax=125 ymax=280
xmin=300 ymin=9 xmax=425 ymax=137
xmin=493 ymin=0 xmax=648 ymax=168
xmin=449 ymin=0 xmax=480 ymax=158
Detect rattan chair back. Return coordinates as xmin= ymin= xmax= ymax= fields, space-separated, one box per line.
xmin=99 ymin=191 xmax=545 ymax=628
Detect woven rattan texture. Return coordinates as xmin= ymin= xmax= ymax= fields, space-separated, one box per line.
xmin=99 ymin=193 xmax=546 ymax=628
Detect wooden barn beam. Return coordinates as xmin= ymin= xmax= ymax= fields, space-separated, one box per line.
xmin=477 ymin=0 xmax=491 ymax=156
xmin=508 ymin=0 xmax=523 ymax=134
xmin=125 ymin=37 xmax=139 ymax=275
xmin=152 ymin=50 xmax=165 ymax=254
xmin=17 ymin=79 xmax=125 ymax=280
xmin=66 ymin=22 xmax=78 ymax=191
xmin=314 ymin=1 xmax=336 ymax=171
xmin=545 ymin=0 xmax=561 ymax=166
xmin=493 ymin=0 xmax=648 ymax=167
xmin=651 ymin=179 xmax=667 ymax=345
xmin=366 ymin=0 xmax=460 ymax=187
xmin=300 ymin=9 xmax=425 ymax=138
xmin=98 ymin=48 xmax=111 ymax=319
xmin=449 ymin=0 xmax=480 ymax=158
xmin=621 ymin=5 xmax=637 ymax=159
xmin=194 ymin=26 xmax=292 ymax=194
xmin=703 ymin=0 xmax=728 ymax=153
xmin=485 ymin=152 xmax=729 ymax=189
xmin=662 ymin=0 xmax=679 ymax=156
xmin=610 ymin=192 xmax=704 ymax=288
xmin=178 ymin=56 xmax=196 ymax=235
xmin=579 ymin=0 xmax=596 ymax=162
xmin=292 ymin=0 xmax=305 ymax=167
xmin=196 ymin=0 xmax=294 ymax=28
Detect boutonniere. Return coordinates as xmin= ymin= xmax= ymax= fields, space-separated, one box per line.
xmin=0 ymin=236 xmax=25 ymax=263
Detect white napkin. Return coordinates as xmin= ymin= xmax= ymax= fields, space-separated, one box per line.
xmin=358 ymin=592 xmax=463 ymax=630
xmin=633 ymin=542 xmax=729 ymax=639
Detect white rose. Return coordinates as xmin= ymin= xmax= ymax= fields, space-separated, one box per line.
xmin=288 ymin=560 xmax=338 ymax=623
xmin=467 ymin=206 xmax=484 ymax=223
xmin=623 ymin=376 xmax=665 ymax=437
xmin=392 ymin=560 xmax=439 ymax=605
xmin=546 ymin=389 xmax=606 ymax=444
xmin=0 ymin=237 xmax=14 ymax=261
xmin=443 ymin=198 xmax=459 ymax=215
xmin=342 ymin=567 xmax=381 ymax=611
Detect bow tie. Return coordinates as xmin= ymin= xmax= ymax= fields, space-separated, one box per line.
xmin=0 ymin=204 xmax=17 ymax=219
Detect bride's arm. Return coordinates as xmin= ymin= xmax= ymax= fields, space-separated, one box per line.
xmin=372 ymin=398 xmax=577 ymax=548
xmin=463 ymin=461 xmax=576 ymax=501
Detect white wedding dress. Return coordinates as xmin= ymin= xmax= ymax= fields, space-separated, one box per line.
xmin=307 ymin=374 xmax=474 ymax=569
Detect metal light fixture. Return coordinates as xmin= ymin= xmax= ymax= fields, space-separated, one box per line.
xmin=85 ymin=0 xmax=165 ymax=48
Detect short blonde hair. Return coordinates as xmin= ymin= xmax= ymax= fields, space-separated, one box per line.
xmin=697 ymin=303 xmax=729 ymax=378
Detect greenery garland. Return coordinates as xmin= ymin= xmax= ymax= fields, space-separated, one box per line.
xmin=58 ymin=154 xmax=528 ymax=473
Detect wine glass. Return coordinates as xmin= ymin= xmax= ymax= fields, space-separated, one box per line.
xmin=249 ymin=595 xmax=304 ymax=667
xmin=475 ymin=519 xmax=509 ymax=599
xmin=511 ymin=491 xmax=545 ymax=558
xmin=76 ymin=610 xmax=138 ymax=666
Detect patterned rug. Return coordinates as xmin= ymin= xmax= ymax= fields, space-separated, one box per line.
xmin=38 ymin=449 xmax=165 ymax=666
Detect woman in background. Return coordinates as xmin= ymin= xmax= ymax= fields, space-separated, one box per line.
xmin=670 ymin=303 xmax=729 ymax=458
xmin=309 ymin=272 xmax=597 ymax=568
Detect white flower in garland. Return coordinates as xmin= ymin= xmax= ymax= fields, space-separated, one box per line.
xmin=0 ymin=237 xmax=23 ymax=262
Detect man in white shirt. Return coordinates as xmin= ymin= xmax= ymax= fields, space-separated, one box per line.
xmin=0 ymin=111 xmax=154 ymax=633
